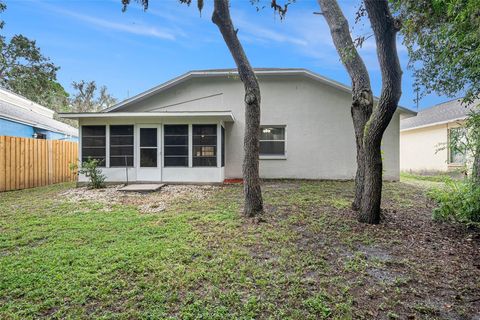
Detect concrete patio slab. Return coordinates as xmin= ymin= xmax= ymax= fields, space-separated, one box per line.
xmin=119 ymin=184 xmax=165 ymax=193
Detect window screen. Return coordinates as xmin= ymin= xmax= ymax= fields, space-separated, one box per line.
xmin=193 ymin=124 xmax=217 ymax=167
xmin=221 ymin=126 xmax=225 ymax=167
xmin=110 ymin=125 xmax=134 ymax=167
xmin=164 ymin=125 xmax=188 ymax=167
xmin=82 ymin=125 xmax=106 ymax=166
xmin=259 ymin=126 xmax=285 ymax=156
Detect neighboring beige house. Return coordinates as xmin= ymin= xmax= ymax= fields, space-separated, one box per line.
xmin=400 ymin=99 xmax=474 ymax=173
xmin=61 ymin=68 xmax=415 ymax=184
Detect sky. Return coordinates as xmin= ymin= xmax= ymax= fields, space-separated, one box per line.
xmin=2 ymin=0 xmax=459 ymax=111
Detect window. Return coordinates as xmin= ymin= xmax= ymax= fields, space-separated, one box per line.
xmin=110 ymin=125 xmax=134 ymax=167
xmin=164 ymin=125 xmax=188 ymax=167
xmin=193 ymin=124 xmax=217 ymax=167
xmin=449 ymin=127 xmax=467 ymax=164
xmin=140 ymin=128 xmax=158 ymax=167
xmin=82 ymin=125 xmax=106 ymax=166
xmin=221 ymin=126 xmax=225 ymax=167
xmin=260 ymin=126 xmax=285 ymax=156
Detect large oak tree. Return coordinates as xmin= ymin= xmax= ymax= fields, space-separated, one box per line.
xmin=121 ymin=0 xmax=264 ymax=216
xmin=317 ymin=0 xmax=373 ymax=211
xmin=317 ymin=0 xmax=402 ymax=223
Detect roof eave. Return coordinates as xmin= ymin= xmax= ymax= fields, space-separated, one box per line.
xmin=59 ymin=111 xmax=236 ymax=122
xmin=400 ymin=116 xmax=467 ymax=132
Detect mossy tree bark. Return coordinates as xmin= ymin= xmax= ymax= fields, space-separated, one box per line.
xmin=358 ymin=0 xmax=402 ymax=224
xmin=317 ymin=0 xmax=373 ymax=211
xmin=212 ymin=0 xmax=263 ymax=216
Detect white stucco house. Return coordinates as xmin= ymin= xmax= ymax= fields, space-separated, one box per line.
xmin=61 ymin=68 xmax=415 ymax=184
xmin=400 ymin=99 xmax=474 ymax=173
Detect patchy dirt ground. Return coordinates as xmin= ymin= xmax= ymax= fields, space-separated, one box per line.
xmin=1 ymin=179 xmax=479 ymax=319
xmin=59 ymin=184 xmax=218 ymax=213
xmin=190 ymin=180 xmax=480 ymax=319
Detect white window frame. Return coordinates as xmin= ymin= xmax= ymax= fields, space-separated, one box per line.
xmin=447 ymin=126 xmax=467 ymax=166
xmin=259 ymin=125 xmax=287 ymax=160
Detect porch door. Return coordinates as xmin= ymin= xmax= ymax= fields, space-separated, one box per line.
xmin=137 ymin=125 xmax=161 ymax=181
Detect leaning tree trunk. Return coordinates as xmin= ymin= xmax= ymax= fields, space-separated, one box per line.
xmin=317 ymin=0 xmax=373 ymax=210
xmin=359 ymin=0 xmax=402 ymax=224
xmin=472 ymin=148 xmax=480 ymax=185
xmin=212 ymin=0 xmax=263 ymax=216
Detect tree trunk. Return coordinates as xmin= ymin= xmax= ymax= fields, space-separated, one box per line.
xmin=359 ymin=0 xmax=402 ymax=224
xmin=473 ymin=148 xmax=480 ymax=185
xmin=317 ymin=0 xmax=374 ymax=211
xmin=212 ymin=0 xmax=263 ymax=216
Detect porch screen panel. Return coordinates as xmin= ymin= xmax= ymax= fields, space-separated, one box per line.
xmin=110 ymin=125 xmax=134 ymax=167
xmin=221 ymin=126 xmax=225 ymax=167
xmin=82 ymin=125 xmax=106 ymax=166
xmin=193 ymin=124 xmax=217 ymax=167
xmin=164 ymin=125 xmax=188 ymax=167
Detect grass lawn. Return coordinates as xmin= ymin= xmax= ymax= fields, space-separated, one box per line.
xmin=1 ymin=180 xmax=479 ymax=319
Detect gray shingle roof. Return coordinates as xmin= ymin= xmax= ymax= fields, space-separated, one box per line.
xmin=400 ymin=99 xmax=477 ymax=130
xmin=0 ymin=100 xmax=78 ymax=137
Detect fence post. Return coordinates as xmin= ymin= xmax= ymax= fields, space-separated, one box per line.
xmin=0 ymin=136 xmax=5 ymax=192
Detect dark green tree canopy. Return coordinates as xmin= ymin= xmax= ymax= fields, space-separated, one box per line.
xmin=0 ymin=1 xmax=68 ymax=112
xmin=393 ymin=0 xmax=480 ymax=104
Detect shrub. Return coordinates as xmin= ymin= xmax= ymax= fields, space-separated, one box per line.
xmin=78 ymin=158 xmax=106 ymax=189
xmin=428 ymin=178 xmax=480 ymax=226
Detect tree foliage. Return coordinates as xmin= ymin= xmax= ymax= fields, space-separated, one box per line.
xmin=0 ymin=1 xmax=116 ymax=128
xmin=73 ymin=158 xmax=106 ymax=189
xmin=0 ymin=1 xmax=69 ymax=114
xmin=392 ymin=0 xmax=480 ymax=104
xmin=70 ymin=80 xmax=117 ymax=113
xmin=442 ymin=110 xmax=480 ymax=182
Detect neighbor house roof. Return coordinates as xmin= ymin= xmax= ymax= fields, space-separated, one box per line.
xmin=400 ymin=99 xmax=477 ymax=131
xmin=102 ymin=68 xmax=416 ymax=115
xmin=0 ymin=88 xmax=78 ymax=137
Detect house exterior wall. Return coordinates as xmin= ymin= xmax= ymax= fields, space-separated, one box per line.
xmin=400 ymin=121 xmax=464 ymax=173
xmin=400 ymin=125 xmax=448 ymax=172
xmin=108 ymin=75 xmax=401 ymax=181
xmin=0 ymin=118 xmax=35 ymax=138
xmin=0 ymin=118 xmax=78 ymax=141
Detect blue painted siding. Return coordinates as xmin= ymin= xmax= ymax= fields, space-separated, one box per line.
xmin=0 ymin=118 xmax=78 ymax=141
xmin=0 ymin=118 xmax=34 ymax=138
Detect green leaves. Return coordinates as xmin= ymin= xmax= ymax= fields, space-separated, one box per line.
xmin=78 ymin=158 xmax=106 ymax=189
xmin=0 ymin=5 xmax=67 ymax=114
xmin=428 ymin=178 xmax=480 ymax=226
xmin=393 ymin=0 xmax=480 ymax=103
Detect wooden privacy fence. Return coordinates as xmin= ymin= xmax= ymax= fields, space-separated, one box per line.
xmin=0 ymin=136 xmax=78 ymax=192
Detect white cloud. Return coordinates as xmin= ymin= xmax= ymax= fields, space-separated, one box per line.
xmin=44 ymin=4 xmax=179 ymax=41
xmin=235 ymin=16 xmax=309 ymax=47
